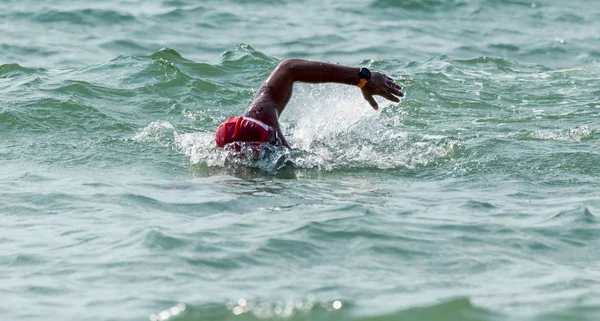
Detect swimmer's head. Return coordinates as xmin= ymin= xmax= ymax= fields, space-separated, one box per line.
xmin=215 ymin=118 xmax=236 ymax=147
xmin=215 ymin=116 xmax=278 ymax=147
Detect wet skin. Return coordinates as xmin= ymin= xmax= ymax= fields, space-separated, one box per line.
xmin=243 ymin=58 xmax=404 ymax=148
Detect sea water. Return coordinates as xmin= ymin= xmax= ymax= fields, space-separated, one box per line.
xmin=1 ymin=0 xmax=600 ymax=320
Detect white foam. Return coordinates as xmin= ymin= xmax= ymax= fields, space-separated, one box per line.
xmin=175 ymin=131 xmax=225 ymax=167
xmin=133 ymin=121 xmax=174 ymax=142
xmin=173 ymin=84 xmax=457 ymax=172
xmin=530 ymin=125 xmax=592 ymax=142
xmin=279 ymin=84 xmax=455 ymax=170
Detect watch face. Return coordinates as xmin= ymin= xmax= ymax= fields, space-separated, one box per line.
xmin=360 ymin=67 xmax=371 ymax=80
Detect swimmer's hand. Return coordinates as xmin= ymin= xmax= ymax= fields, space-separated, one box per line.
xmin=361 ymin=72 xmax=404 ymax=110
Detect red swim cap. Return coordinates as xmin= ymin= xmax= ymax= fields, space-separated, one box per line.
xmin=215 ymin=116 xmax=275 ymax=147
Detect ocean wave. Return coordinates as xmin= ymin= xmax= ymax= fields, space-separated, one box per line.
xmin=151 ymin=297 xmax=503 ymax=321
xmin=218 ymin=44 xmax=280 ymax=80
xmin=171 ymin=54 xmax=551 ymax=175
xmin=27 ymin=8 xmax=135 ymax=26
xmin=0 ymin=63 xmax=46 ymax=78
xmin=522 ymin=125 xmax=594 ymax=142
xmin=4 ymin=46 xmax=597 ymax=179
xmin=151 ymin=6 xmax=206 ymax=21
xmin=372 ymin=0 xmax=467 ymax=12
xmin=545 ymin=207 xmax=596 ymax=225
xmin=99 ymin=39 xmax=154 ymax=52
xmin=1 ymin=98 xmax=115 ymax=132
xmin=133 ymin=121 xmax=175 ymax=146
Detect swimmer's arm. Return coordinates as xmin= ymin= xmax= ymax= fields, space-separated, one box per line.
xmin=274 ymin=124 xmax=290 ymax=148
xmin=261 ymin=58 xmax=404 ymax=112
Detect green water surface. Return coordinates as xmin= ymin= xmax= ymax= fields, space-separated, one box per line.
xmin=1 ymin=0 xmax=600 ymax=320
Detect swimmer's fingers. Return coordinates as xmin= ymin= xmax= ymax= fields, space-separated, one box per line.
xmin=383 ymin=75 xmax=403 ymax=93
xmin=362 ymin=72 xmax=404 ymax=108
xmin=380 ymin=90 xmax=401 ymax=103
xmin=387 ymin=85 xmax=404 ymax=98
xmin=377 ymin=82 xmax=402 ymax=102
xmin=382 ymin=74 xmax=402 ymax=87
xmin=389 ymin=81 xmax=402 ymax=91
xmin=375 ymin=73 xmax=403 ymax=96
xmin=362 ymin=91 xmax=379 ymax=110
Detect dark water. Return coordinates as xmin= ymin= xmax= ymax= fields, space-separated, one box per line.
xmin=1 ymin=0 xmax=600 ymax=320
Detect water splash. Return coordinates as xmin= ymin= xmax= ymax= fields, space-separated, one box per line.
xmin=173 ymin=82 xmax=456 ymax=173
xmin=175 ymin=131 xmax=291 ymax=174
xmin=527 ymin=124 xmax=593 ymax=142
xmin=133 ymin=121 xmax=175 ymax=146
xmin=281 ymin=83 xmax=456 ymax=170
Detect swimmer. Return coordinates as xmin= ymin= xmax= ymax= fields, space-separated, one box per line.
xmin=215 ymin=59 xmax=404 ymax=148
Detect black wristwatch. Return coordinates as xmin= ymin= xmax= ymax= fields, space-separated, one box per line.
xmin=357 ymin=67 xmax=371 ymax=88
xmin=359 ymin=67 xmax=371 ymax=81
